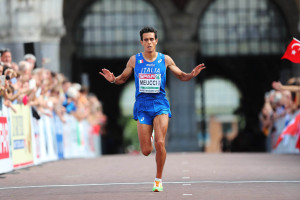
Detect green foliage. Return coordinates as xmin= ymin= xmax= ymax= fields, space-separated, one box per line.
xmin=122 ymin=116 xmax=140 ymax=152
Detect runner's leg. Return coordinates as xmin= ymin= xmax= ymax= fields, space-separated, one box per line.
xmin=153 ymin=114 xmax=169 ymax=179
xmin=137 ymin=121 xmax=153 ymax=156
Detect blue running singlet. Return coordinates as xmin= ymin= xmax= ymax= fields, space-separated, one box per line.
xmin=133 ymin=52 xmax=171 ymax=125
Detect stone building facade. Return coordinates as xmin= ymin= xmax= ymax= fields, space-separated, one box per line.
xmin=1 ymin=0 xmax=299 ymax=153
xmin=0 ymin=0 xmax=65 ymax=71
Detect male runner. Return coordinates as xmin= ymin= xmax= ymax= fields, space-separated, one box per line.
xmin=100 ymin=26 xmax=205 ymax=192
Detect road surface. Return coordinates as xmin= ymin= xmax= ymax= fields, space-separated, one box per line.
xmin=0 ymin=153 xmax=299 ymax=200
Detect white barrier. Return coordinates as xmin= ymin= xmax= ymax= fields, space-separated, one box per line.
xmin=63 ymin=114 xmax=79 ymax=158
xmin=53 ymin=113 xmax=64 ymax=159
xmin=0 ymin=102 xmax=102 ymax=174
xmin=31 ymin=112 xmax=42 ymax=165
xmin=81 ymin=120 xmax=97 ymax=158
xmin=42 ymin=114 xmax=58 ymax=162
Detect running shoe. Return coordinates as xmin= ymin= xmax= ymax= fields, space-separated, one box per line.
xmin=152 ymin=180 xmax=163 ymax=192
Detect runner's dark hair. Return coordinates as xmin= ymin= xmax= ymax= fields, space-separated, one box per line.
xmin=140 ymin=26 xmax=158 ymax=41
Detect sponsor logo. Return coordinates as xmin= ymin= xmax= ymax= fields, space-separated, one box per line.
xmin=14 ymin=139 xmax=25 ymax=150
xmin=146 ymin=64 xmax=155 ymax=67
xmin=139 ymin=74 xmax=156 ymax=79
xmin=158 ymin=59 xmax=162 ymax=63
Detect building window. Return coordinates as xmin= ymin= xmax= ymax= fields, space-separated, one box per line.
xmin=199 ymin=0 xmax=287 ymax=56
xmin=75 ymin=0 xmax=164 ymax=58
xmin=196 ymin=78 xmax=241 ymax=116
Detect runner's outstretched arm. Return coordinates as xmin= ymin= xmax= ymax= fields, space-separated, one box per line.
xmin=165 ymin=55 xmax=205 ymax=81
xmin=99 ymin=56 xmax=135 ymax=85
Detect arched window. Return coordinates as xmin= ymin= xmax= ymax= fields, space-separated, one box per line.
xmin=199 ymin=0 xmax=288 ymax=56
xmin=196 ymin=78 xmax=241 ymax=116
xmin=75 ymin=0 xmax=164 ymax=58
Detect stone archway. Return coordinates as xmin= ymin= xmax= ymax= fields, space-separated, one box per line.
xmin=196 ymin=0 xmax=291 ymax=151
xmin=62 ymin=0 xmax=166 ymax=154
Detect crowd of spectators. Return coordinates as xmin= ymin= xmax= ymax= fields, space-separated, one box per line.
xmin=260 ymin=77 xmax=300 ymax=148
xmin=0 ymin=48 xmax=106 ymax=134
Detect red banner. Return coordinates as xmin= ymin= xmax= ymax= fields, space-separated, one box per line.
xmin=0 ymin=117 xmax=9 ymax=159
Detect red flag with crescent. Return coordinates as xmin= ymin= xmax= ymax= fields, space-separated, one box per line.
xmin=281 ymin=38 xmax=300 ymax=63
xmin=275 ymin=113 xmax=300 ymax=150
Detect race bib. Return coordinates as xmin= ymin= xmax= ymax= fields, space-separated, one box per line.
xmin=139 ymin=74 xmax=161 ymax=93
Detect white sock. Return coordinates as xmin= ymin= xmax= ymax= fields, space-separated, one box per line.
xmin=155 ymin=178 xmax=162 ymax=182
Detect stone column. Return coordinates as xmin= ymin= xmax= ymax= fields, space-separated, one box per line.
xmin=40 ymin=0 xmax=65 ymax=72
xmin=0 ymin=0 xmax=65 ymax=71
xmin=0 ymin=0 xmax=41 ymax=63
xmin=166 ymin=42 xmax=200 ymax=152
xmin=40 ymin=40 xmax=62 ymax=72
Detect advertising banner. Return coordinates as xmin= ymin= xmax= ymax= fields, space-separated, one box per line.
xmin=0 ymin=116 xmax=13 ymax=173
xmin=10 ymin=105 xmax=34 ymax=168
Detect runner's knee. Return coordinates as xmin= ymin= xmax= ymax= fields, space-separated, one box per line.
xmin=141 ymin=147 xmax=152 ymax=156
xmin=155 ymin=140 xmax=165 ymax=151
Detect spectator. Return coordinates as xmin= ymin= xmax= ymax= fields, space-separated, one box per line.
xmin=11 ymin=62 xmax=19 ymax=71
xmin=0 ymin=49 xmax=12 ymax=66
xmin=49 ymin=85 xmax=66 ymax=123
xmin=272 ymin=81 xmax=300 ymax=93
xmin=268 ymin=90 xmax=286 ymax=119
xmin=63 ymin=84 xmax=79 ymax=114
xmin=88 ymin=94 xmax=107 ymax=136
xmin=273 ymin=78 xmax=300 ymax=109
xmin=260 ymin=78 xmax=300 ymax=152
xmin=0 ymin=47 xmax=106 ymax=152
xmin=75 ymin=85 xmax=90 ymax=121
xmin=0 ymin=64 xmax=3 ymax=75
xmin=19 ymin=60 xmax=32 ymax=79
xmin=24 ymin=54 xmax=36 ymax=70
xmin=259 ymin=93 xmax=274 ymax=136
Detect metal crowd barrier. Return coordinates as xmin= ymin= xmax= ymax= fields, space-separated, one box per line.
xmin=0 ymin=100 xmax=102 ymax=174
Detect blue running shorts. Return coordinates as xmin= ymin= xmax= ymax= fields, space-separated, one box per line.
xmin=133 ymin=96 xmax=172 ymax=125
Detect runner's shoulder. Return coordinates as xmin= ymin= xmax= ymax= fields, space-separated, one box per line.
xmin=164 ymin=54 xmax=174 ymax=67
xmin=164 ymin=54 xmax=172 ymax=61
xmin=129 ymin=55 xmax=136 ymax=61
xmin=127 ymin=55 xmax=136 ymax=68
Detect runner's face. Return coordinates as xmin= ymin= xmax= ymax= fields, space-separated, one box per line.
xmin=141 ymin=32 xmax=157 ymax=53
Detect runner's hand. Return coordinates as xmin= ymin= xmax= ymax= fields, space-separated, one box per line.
xmin=190 ymin=63 xmax=206 ymax=78
xmin=99 ymin=68 xmax=115 ymax=83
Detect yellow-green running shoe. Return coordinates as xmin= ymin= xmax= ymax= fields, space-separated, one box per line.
xmin=152 ymin=180 xmax=163 ymax=192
